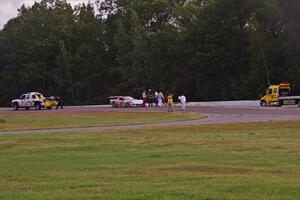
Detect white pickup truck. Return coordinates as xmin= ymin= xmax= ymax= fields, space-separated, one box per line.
xmin=11 ymin=92 xmax=46 ymax=110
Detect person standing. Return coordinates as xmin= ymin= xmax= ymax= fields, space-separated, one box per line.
xmin=147 ymin=89 xmax=155 ymax=107
xmin=55 ymin=96 xmax=64 ymax=109
xmin=167 ymin=93 xmax=173 ymax=112
xmin=178 ymin=94 xmax=186 ymax=111
xmin=154 ymin=91 xmax=159 ymax=107
xmin=157 ymin=91 xmax=165 ymax=107
xmin=142 ymin=90 xmax=147 ymax=107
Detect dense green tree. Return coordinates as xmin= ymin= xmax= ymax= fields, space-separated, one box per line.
xmin=0 ymin=0 xmax=75 ymax=105
xmin=0 ymin=0 xmax=299 ymax=106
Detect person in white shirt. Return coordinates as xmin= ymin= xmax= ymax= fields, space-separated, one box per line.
xmin=154 ymin=91 xmax=159 ymax=107
xmin=157 ymin=92 xmax=165 ymax=107
xmin=178 ymin=95 xmax=186 ymax=111
xmin=142 ymin=90 xmax=147 ymax=107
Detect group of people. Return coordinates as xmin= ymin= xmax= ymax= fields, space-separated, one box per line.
xmin=141 ymin=89 xmax=186 ymax=112
xmin=142 ymin=89 xmax=165 ymax=107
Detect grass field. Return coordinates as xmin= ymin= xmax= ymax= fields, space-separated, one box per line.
xmin=0 ymin=111 xmax=204 ymax=131
xmin=1 ymin=121 xmax=300 ymax=199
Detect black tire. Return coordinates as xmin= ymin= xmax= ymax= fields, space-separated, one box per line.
xmin=260 ymin=101 xmax=267 ymax=107
xmin=112 ymin=102 xmax=117 ymax=108
xmin=35 ymin=102 xmax=41 ymax=110
xmin=25 ymin=107 xmax=30 ymax=110
xmin=279 ymin=100 xmax=283 ymax=107
xmin=13 ymin=103 xmax=19 ymax=111
xmin=46 ymin=107 xmax=52 ymax=110
xmin=125 ymin=102 xmax=131 ymax=108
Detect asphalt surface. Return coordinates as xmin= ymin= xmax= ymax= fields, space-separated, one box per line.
xmin=0 ymin=105 xmax=300 ymax=135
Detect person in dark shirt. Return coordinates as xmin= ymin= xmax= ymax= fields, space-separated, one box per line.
xmin=147 ymin=89 xmax=155 ymax=107
xmin=55 ymin=96 xmax=64 ymax=109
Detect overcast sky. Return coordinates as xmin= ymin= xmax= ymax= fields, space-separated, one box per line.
xmin=0 ymin=0 xmax=95 ymax=28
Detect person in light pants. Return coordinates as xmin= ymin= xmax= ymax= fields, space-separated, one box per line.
xmin=157 ymin=91 xmax=165 ymax=107
xmin=178 ymin=95 xmax=186 ymax=111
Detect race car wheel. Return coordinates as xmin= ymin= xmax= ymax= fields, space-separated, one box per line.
xmin=125 ymin=103 xmax=131 ymax=108
xmin=13 ymin=103 xmax=19 ymax=111
xmin=112 ymin=102 xmax=117 ymax=108
xmin=35 ymin=102 xmax=41 ymax=110
xmin=25 ymin=107 xmax=30 ymax=110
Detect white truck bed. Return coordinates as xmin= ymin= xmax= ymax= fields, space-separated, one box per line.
xmin=279 ymin=96 xmax=300 ymax=100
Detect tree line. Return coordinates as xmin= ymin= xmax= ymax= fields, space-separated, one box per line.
xmin=0 ymin=0 xmax=299 ymax=106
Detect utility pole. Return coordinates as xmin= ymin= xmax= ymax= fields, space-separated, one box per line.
xmin=261 ymin=49 xmax=271 ymax=86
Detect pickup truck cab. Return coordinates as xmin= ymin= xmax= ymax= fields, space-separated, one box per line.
xmin=260 ymin=83 xmax=300 ymax=106
xmin=12 ymin=92 xmax=46 ymax=110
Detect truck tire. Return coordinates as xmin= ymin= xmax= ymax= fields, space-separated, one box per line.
xmin=260 ymin=101 xmax=267 ymax=107
xmin=13 ymin=103 xmax=19 ymax=111
xmin=35 ymin=102 xmax=41 ymax=110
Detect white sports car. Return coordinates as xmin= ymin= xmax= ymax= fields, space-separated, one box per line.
xmin=109 ymin=96 xmax=144 ymax=108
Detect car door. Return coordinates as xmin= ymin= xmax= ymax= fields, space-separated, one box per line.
xmin=25 ymin=94 xmax=32 ymax=107
xmin=19 ymin=95 xmax=26 ymax=107
xmin=264 ymin=88 xmax=273 ymax=105
xmin=271 ymin=88 xmax=279 ymax=102
xmin=118 ymin=97 xmax=125 ymax=107
xmin=29 ymin=94 xmax=36 ymax=106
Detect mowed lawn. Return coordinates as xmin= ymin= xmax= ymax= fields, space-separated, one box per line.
xmin=1 ymin=121 xmax=300 ymax=199
xmin=0 ymin=111 xmax=203 ymax=131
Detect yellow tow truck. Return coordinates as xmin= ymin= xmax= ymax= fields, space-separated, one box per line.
xmin=260 ymin=83 xmax=300 ymax=106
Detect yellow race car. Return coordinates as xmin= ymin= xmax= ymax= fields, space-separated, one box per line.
xmin=45 ymin=96 xmax=58 ymax=109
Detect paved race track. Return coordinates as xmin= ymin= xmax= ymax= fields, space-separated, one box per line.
xmin=0 ymin=105 xmax=300 ymax=135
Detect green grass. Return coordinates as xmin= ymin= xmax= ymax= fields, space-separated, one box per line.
xmin=1 ymin=121 xmax=300 ymax=199
xmin=0 ymin=112 xmax=204 ymax=131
